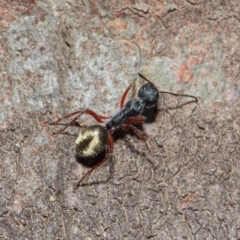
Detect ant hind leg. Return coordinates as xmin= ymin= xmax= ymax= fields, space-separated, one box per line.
xmin=45 ymin=109 xmax=109 ymax=134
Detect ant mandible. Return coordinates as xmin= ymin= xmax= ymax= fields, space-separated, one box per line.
xmin=45 ymin=41 xmax=198 ymax=191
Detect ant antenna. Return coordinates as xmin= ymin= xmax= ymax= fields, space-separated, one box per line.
xmin=130 ymin=40 xmax=142 ymax=75
xmin=131 ymin=40 xmax=198 ymax=105
xmin=130 ymin=40 xmax=159 ymax=84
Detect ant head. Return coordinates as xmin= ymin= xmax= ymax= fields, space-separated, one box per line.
xmin=138 ymin=82 xmax=159 ymax=108
xmin=75 ymin=125 xmax=108 ymax=158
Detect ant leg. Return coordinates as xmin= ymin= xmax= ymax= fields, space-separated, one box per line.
xmin=120 ymin=84 xmax=133 ymax=108
xmin=73 ymin=134 xmax=114 ymax=191
xmin=45 ymin=111 xmax=82 ymax=124
xmin=126 ymin=116 xmax=146 ymax=124
xmin=121 ymin=124 xmax=150 ymax=152
xmin=46 ymin=109 xmax=109 ymax=124
xmin=45 ymin=111 xmax=84 ymax=134
xmin=45 ymin=109 xmax=109 ymax=133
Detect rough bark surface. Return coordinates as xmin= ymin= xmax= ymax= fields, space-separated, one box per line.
xmin=0 ymin=0 xmax=240 ymax=239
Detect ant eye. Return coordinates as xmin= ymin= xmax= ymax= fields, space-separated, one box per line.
xmin=138 ymin=83 xmax=159 ymax=108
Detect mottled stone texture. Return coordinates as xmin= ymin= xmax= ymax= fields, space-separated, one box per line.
xmin=0 ymin=0 xmax=240 ymax=239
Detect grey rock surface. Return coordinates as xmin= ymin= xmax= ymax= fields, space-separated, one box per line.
xmin=0 ymin=0 xmax=240 ymax=239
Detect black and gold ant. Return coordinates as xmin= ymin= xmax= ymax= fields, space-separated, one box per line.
xmin=45 ymin=42 xmax=198 ymax=191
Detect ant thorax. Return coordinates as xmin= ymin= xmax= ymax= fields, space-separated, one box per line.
xmin=75 ymin=125 xmax=108 ymax=158
xmin=105 ymin=98 xmax=145 ymax=130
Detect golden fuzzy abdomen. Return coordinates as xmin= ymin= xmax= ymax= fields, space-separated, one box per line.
xmin=75 ymin=125 xmax=108 ymax=157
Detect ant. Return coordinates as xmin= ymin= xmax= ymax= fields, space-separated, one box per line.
xmin=45 ymin=42 xmax=198 ymax=191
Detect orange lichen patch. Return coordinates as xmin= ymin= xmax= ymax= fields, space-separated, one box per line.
xmin=3 ymin=93 xmax=11 ymax=102
xmin=181 ymin=193 xmax=195 ymax=209
xmin=12 ymin=195 xmax=23 ymax=213
xmin=106 ymin=18 xmax=127 ymax=33
xmin=0 ymin=9 xmax=16 ymax=30
xmin=1 ymin=9 xmax=16 ymax=21
xmin=178 ymin=62 xmax=194 ymax=84
xmin=0 ymin=0 xmax=37 ymax=21
xmin=187 ymin=40 xmax=210 ymax=65
xmin=0 ymin=124 xmax=8 ymax=131
xmin=115 ymin=11 xmax=126 ymax=18
xmin=0 ymin=20 xmax=10 ymax=30
xmin=224 ymin=89 xmax=238 ymax=101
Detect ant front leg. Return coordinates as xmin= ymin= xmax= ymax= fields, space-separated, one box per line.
xmin=45 ymin=111 xmax=84 ymax=134
xmin=126 ymin=115 xmax=146 ymax=124
xmin=121 ymin=123 xmax=151 ymax=152
xmin=120 ymin=84 xmax=133 ymax=109
xmin=45 ymin=109 xmax=109 ymax=134
xmin=73 ymin=133 xmax=114 ymax=191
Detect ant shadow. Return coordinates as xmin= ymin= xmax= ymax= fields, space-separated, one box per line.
xmin=142 ymin=106 xmax=159 ymax=123
xmin=75 ymin=150 xmax=107 ymax=168
xmin=75 ymin=152 xmax=115 ymax=187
